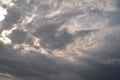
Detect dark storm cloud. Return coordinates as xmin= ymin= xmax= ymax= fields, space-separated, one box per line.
xmin=88 ymin=31 xmax=120 ymax=59
xmin=80 ymin=31 xmax=120 ymax=80
xmin=0 ymin=41 xmax=79 ymax=80
xmin=0 ymin=42 xmax=91 ymax=80
xmin=0 ymin=43 xmax=84 ymax=80
xmin=0 ymin=42 xmax=20 ymax=60
xmin=0 ymin=43 xmax=58 ymax=80
xmin=0 ymin=58 xmax=56 ymax=80
xmin=76 ymin=61 xmax=120 ymax=80
xmin=0 ymin=30 xmax=120 ymax=80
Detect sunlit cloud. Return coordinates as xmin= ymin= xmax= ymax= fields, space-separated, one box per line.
xmin=0 ymin=7 xmax=7 ymax=22
xmin=0 ymin=25 xmax=16 ymax=44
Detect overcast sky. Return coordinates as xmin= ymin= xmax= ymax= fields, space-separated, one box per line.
xmin=0 ymin=0 xmax=120 ymax=80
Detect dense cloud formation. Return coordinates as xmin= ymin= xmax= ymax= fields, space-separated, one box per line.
xmin=0 ymin=0 xmax=120 ymax=80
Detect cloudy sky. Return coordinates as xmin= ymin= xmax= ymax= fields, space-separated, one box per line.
xmin=0 ymin=0 xmax=120 ymax=80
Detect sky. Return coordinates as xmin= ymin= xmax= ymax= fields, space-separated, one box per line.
xmin=0 ymin=0 xmax=120 ymax=80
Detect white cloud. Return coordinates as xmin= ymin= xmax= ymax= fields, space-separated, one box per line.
xmin=0 ymin=7 xmax=7 ymax=22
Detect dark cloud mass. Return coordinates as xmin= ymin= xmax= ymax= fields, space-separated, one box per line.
xmin=9 ymin=29 xmax=27 ymax=44
xmin=34 ymin=23 xmax=74 ymax=50
xmin=0 ymin=0 xmax=120 ymax=80
xmin=2 ymin=7 xmax=21 ymax=28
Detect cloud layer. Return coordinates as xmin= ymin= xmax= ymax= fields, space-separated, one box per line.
xmin=0 ymin=0 xmax=120 ymax=80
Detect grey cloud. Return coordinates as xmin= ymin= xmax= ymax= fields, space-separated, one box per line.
xmin=34 ymin=23 xmax=74 ymax=50
xmin=105 ymin=0 xmax=120 ymax=26
xmin=94 ymin=31 xmax=120 ymax=59
xmin=80 ymin=31 xmax=120 ymax=80
xmin=116 ymin=0 xmax=120 ymax=9
xmin=0 ymin=0 xmax=120 ymax=80
xmin=0 ymin=42 xmax=102 ymax=80
xmin=9 ymin=29 xmax=27 ymax=44
xmin=75 ymin=29 xmax=98 ymax=38
xmin=0 ymin=42 xmax=21 ymax=60
xmin=2 ymin=7 xmax=21 ymax=28
xmin=100 ymin=56 xmax=120 ymax=64
xmin=33 ymin=23 xmax=98 ymax=50
xmin=51 ymin=71 xmax=82 ymax=80
xmin=108 ymin=11 xmax=120 ymax=26
xmin=0 ymin=32 xmax=120 ymax=80
xmin=73 ymin=56 xmax=120 ymax=80
xmin=0 ymin=43 xmax=57 ymax=80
